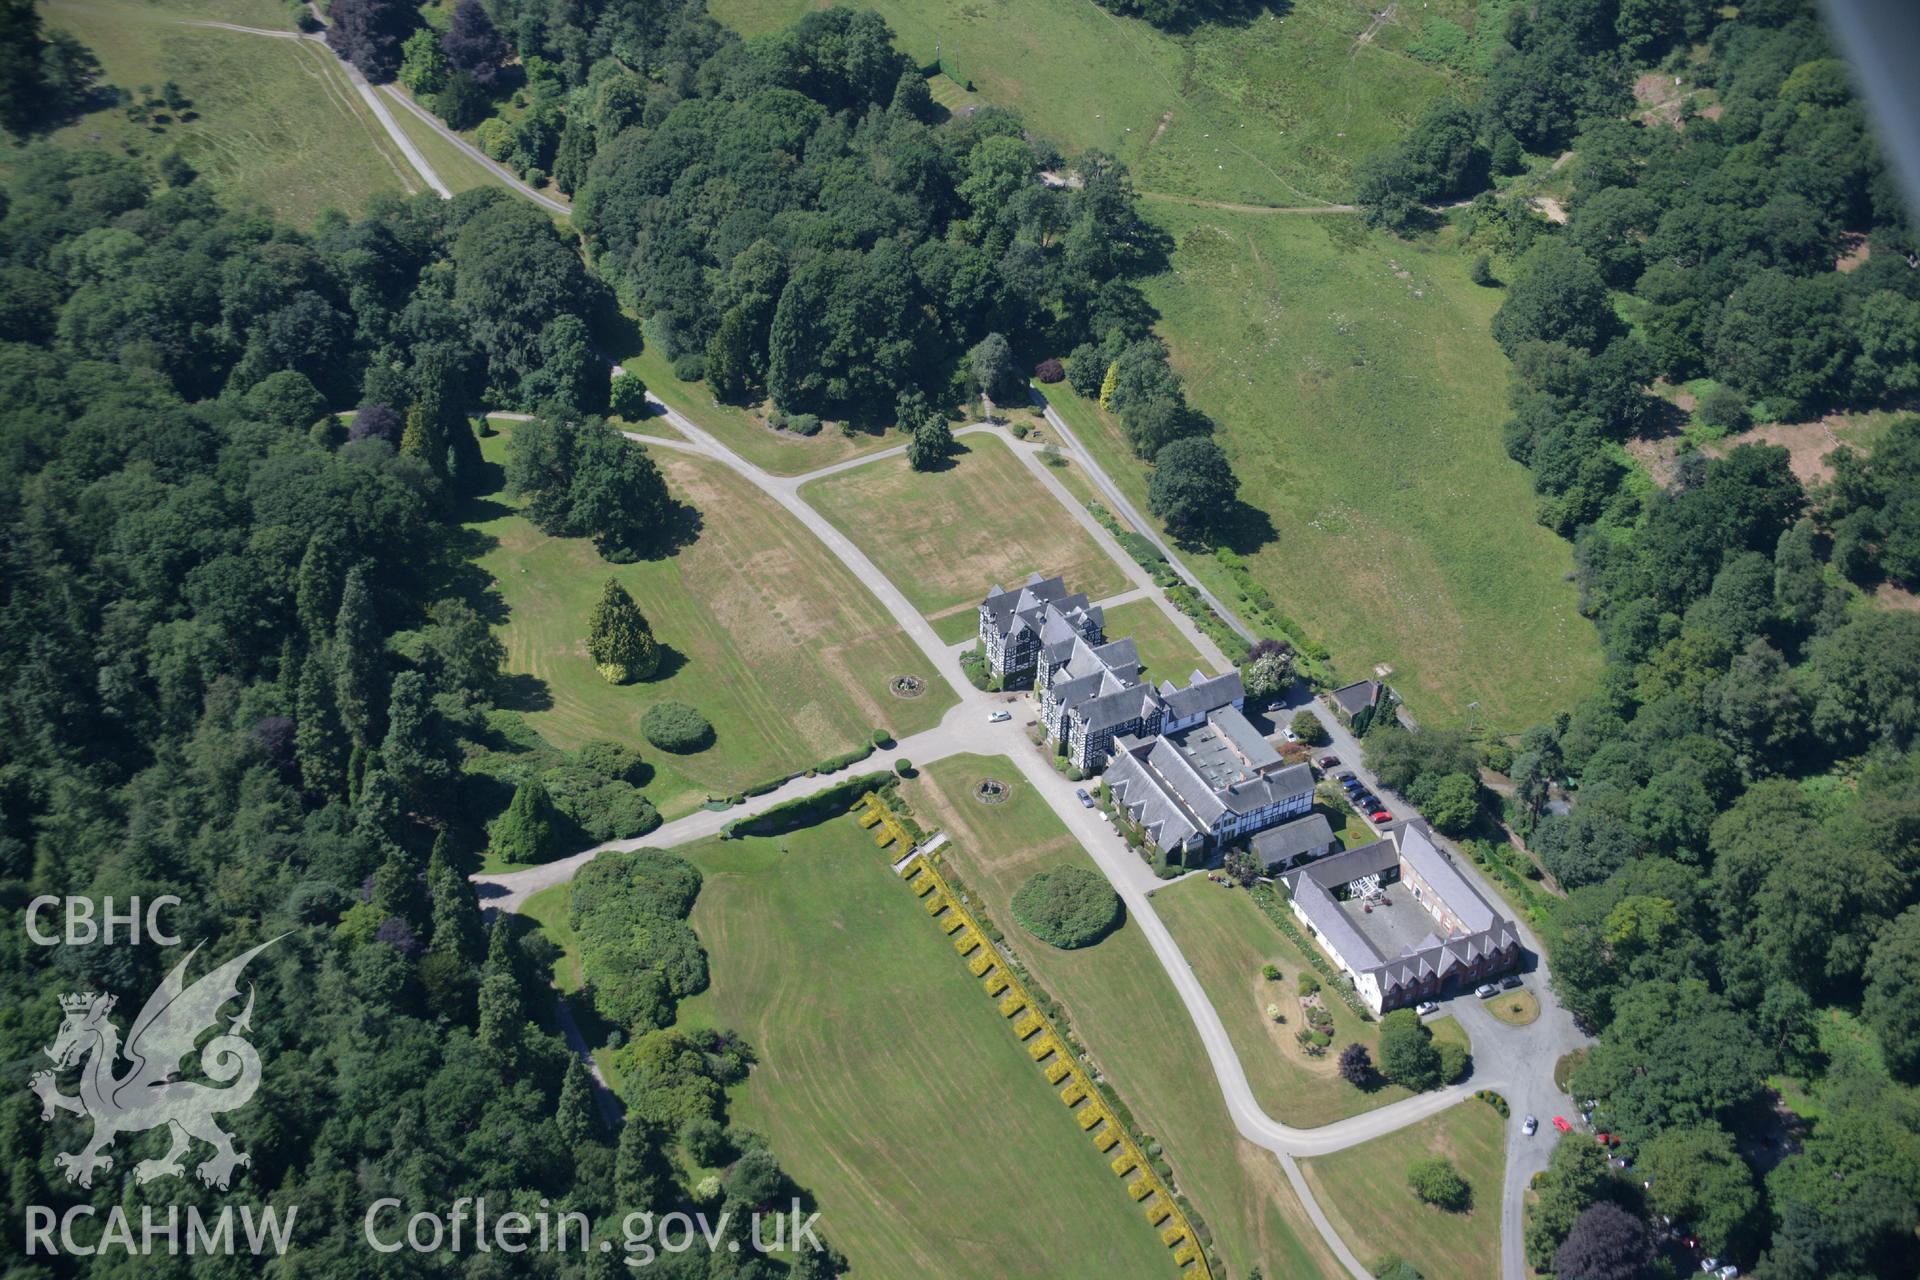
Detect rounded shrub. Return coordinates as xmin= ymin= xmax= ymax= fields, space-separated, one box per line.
xmin=671 ymin=352 xmax=706 ymax=382
xmin=894 ymin=758 xmax=912 ymax=776
xmin=1011 ymin=866 xmax=1122 ymax=949
xmin=643 ymin=701 xmax=714 ymax=753
xmin=1033 ymin=357 xmax=1065 ymax=384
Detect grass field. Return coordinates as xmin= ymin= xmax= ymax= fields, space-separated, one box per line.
xmin=803 ymin=437 xmax=1130 ymax=635
xmin=467 ymin=428 xmax=952 ymax=824
xmin=1053 ymin=206 xmax=1605 ymax=731
xmin=41 ymin=0 xmax=419 ymax=227
xmin=666 ymin=818 xmax=1178 ymax=1278
xmin=622 ymin=346 xmax=903 ymax=477
xmin=708 ymin=0 xmax=1478 ymax=206
xmin=1301 ymin=1101 xmax=1506 ymax=1280
xmin=1101 ymin=598 xmax=1222 ymax=681
xmin=381 ymin=88 xmax=521 ymax=200
xmin=1152 ymin=875 xmax=1469 ymax=1127
xmin=903 ymin=755 xmax=1345 ymax=1279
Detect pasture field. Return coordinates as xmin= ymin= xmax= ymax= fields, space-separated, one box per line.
xmin=1100 ymin=598 xmax=1222 ymax=681
xmin=41 ymin=0 xmax=419 ymax=226
xmin=620 ymin=346 xmax=904 ymax=477
xmin=1053 ymin=205 xmax=1604 ymax=731
xmin=1152 ymin=875 xmax=1470 ymax=1128
xmin=467 ymin=428 xmax=951 ymax=822
xmin=667 ymin=818 xmax=1177 ymax=1279
xmin=1300 ymin=1101 xmax=1506 ymax=1280
xmin=803 ymin=438 xmax=1130 ymax=636
xmin=904 ymin=755 xmax=1345 ymax=1279
xmin=708 ymin=0 xmax=1477 ymax=205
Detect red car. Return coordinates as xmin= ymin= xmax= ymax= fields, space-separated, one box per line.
xmin=1553 ymin=1116 xmax=1573 ymax=1134
xmin=1318 ymin=755 xmax=1340 ymax=768
xmin=1370 ymin=809 xmax=1393 ymax=823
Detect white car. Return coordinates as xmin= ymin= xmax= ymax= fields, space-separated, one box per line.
xmin=1281 ymin=726 xmax=1298 ymax=743
xmin=1415 ymin=1001 xmax=1439 ymax=1016
xmin=987 ymin=710 xmax=1012 ymax=723
xmin=1522 ymin=1115 xmax=1538 ymax=1136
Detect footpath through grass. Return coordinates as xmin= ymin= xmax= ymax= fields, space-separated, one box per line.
xmin=708 ymin=0 xmax=1474 ymax=206
xmin=42 ymin=0 xmax=419 ymax=227
xmin=1153 ymin=876 xmax=1469 ymax=1128
xmin=1301 ymin=1100 xmax=1506 ymax=1280
xmin=467 ymin=428 xmax=951 ymax=821
xmin=1058 ymin=205 xmax=1604 ymax=731
xmin=668 ymin=816 xmax=1177 ymax=1279
xmin=905 ymin=755 xmax=1345 ymax=1279
xmin=803 ymin=436 xmax=1130 ymax=633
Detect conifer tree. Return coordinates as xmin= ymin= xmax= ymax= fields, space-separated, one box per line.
xmin=614 ymin=1115 xmax=669 ymax=1210
xmin=355 ymin=767 xmax=407 ymax=847
xmin=295 ymin=532 xmax=344 ymax=642
xmin=557 ymin=1056 xmax=598 ymax=1148
xmin=373 ymin=843 xmax=421 ymax=923
xmin=332 ymin=566 xmax=385 ymax=747
xmin=295 ymin=645 xmax=348 ymax=798
xmin=427 ymin=833 xmax=484 ymax=964
xmin=477 ymin=968 xmax=524 ymax=1077
xmin=381 ymin=671 xmax=454 ymax=804
xmin=492 ymin=778 xmax=563 ymax=862
xmin=400 ymin=401 xmax=447 ymax=473
xmin=587 ymin=578 xmax=660 ymax=684
xmin=1098 ymin=360 xmax=1119 ymax=411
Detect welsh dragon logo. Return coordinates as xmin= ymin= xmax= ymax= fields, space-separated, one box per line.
xmin=30 ymin=937 xmax=281 ymax=1191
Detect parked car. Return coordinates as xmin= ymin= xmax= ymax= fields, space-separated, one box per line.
xmin=1501 ymin=974 xmax=1523 ymax=990
xmin=1553 ymin=1116 xmax=1573 ymax=1133
xmin=1318 ymin=755 xmax=1340 ymax=768
xmin=1476 ymin=982 xmax=1500 ymax=998
xmin=1281 ymin=726 xmax=1298 ymax=743
xmin=1715 ymin=1267 xmax=1739 ymax=1279
xmin=1699 ymin=1259 xmax=1721 ymax=1274
xmin=987 ymin=709 xmax=1011 ymax=722
xmin=1370 ymin=809 xmax=1393 ymax=823
xmin=1415 ymin=1001 xmax=1439 ymax=1016
xmin=1075 ymin=788 xmax=1095 ymax=809
xmin=1523 ymin=1114 xmax=1538 ymax=1136
xmin=1336 ymin=771 xmax=1357 ymax=783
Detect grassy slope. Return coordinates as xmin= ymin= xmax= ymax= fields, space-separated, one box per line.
xmin=1152 ymin=875 xmax=1469 ymax=1128
xmin=1058 ymin=206 xmax=1604 ymax=730
xmin=42 ymin=0 xmax=419 ymax=227
xmin=802 ymin=436 xmax=1131 ymax=629
xmin=1300 ymin=1101 xmax=1506 ymax=1280
xmin=668 ymin=819 xmax=1176 ymax=1279
xmin=905 ymin=755 xmax=1345 ymax=1279
xmin=623 ymin=346 xmax=903 ymax=478
xmin=708 ymin=0 xmax=1476 ymax=206
xmin=469 ymin=429 xmax=952 ymax=823
xmin=1101 ymin=598 xmax=1223 ymax=681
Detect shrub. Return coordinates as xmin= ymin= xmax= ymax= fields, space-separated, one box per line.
xmin=643 ymin=701 xmax=713 ymax=753
xmin=1261 ymin=963 xmax=1282 ymax=981
xmin=609 ymin=372 xmax=649 ymax=420
xmin=1033 ymin=357 xmax=1065 ymax=384
xmin=1266 ymin=1003 xmax=1282 ymax=1021
xmin=671 ymin=352 xmax=705 ymax=381
xmin=1011 ymin=866 xmax=1122 ymax=949
xmin=1407 ymin=1157 xmax=1470 ymax=1212
xmin=682 ymin=1116 xmax=729 ymax=1167
xmin=1469 ymin=253 xmax=1495 ymax=287
xmin=871 ymin=728 xmax=893 ymax=747
xmin=1438 ymin=1037 xmax=1469 ymax=1084
xmin=1297 ymin=972 xmax=1321 ymax=997
xmin=1010 ymin=422 xmax=1030 ymax=439
xmin=787 ymin=412 xmax=821 ymax=436
xmin=1697 ymin=384 xmax=1751 ymax=432
xmin=1338 ymin=1041 xmax=1373 ymax=1086
xmin=491 ymin=779 xmax=566 ymax=863
xmin=1289 ymin=709 xmax=1326 ymax=746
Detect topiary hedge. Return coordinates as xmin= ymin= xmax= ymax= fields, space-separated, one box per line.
xmin=643 ymin=701 xmax=713 ymax=753
xmin=1011 ymin=866 xmax=1122 ymax=949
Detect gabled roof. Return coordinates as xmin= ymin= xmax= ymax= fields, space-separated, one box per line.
xmin=1251 ymin=813 xmax=1335 ymax=864
xmin=981 ymin=574 xmax=1096 ymax=642
xmin=1105 ymin=747 xmax=1201 ymax=852
xmin=1396 ymin=825 xmax=1498 ymax=934
xmin=1161 ymin=669 xmax=1244 ymax=722
xmin=1329 ymin=680 xmax=1381 ymax=717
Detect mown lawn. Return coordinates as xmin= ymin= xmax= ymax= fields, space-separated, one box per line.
xmin=41 ymin=0 xmax=420 ymax=227
xmin=468 ymin=428 xmax=951 ymax=822
xmin=1054 ymin=206 xmax=1604 ymax=731
xmin=667 ymin=817 xmax=1178 ymax=1279
xmin=1152 ymin=875 xmax=1470 ymax=1128
xmin=803 ymin=437 xmax=1130 ymax=635
xmin=708 ymin=0 xmax=1475 ymax=206
xmin=904 ymin=755 xmax=1346 ymax=1280
xmin=1301 ymin=1101 xmax=1506 ymax=1280
xmin=1101 ymin=598 xmax=1222 ymax=682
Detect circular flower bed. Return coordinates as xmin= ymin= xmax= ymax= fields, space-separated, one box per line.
xmin=890 ymin=675 xmax=925 ymax=699
xmin=1011 ymin=866 xmax=1122 ymax=949
xmin=974 ymin=779 xmax=1010 ymax=805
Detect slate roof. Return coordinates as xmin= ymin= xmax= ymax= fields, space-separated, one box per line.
xmin=1329 ymin=680 xmax=1381 ymax=718
xmin=1251 ymin=813 xmax=1335 ymax=865
xmin=1105 ymin=742 xmax=1203 ymax=852
xmin=981 ymin=573 xmax=1099 ymax=644
xmin=1397 ymin=823 xmax=1500 ymax=934
xmin=1161 ymin=670 xmax=1245 ymax=722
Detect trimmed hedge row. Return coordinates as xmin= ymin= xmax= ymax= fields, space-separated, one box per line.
xmin=722 ymin=772 xmax=895 ymax=838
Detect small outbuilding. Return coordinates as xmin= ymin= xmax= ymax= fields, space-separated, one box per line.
xmin=1250 ymin=813 xmax=1336 ymax=869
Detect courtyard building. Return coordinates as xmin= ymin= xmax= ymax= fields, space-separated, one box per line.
xmin=1279 ymin=822 xmax=1520 ymax=1013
